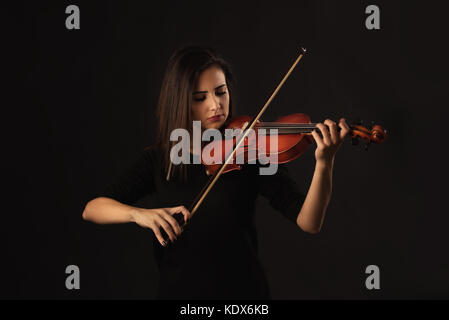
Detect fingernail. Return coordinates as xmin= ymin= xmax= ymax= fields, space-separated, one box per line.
xmin=162 ymin=240 xmax=167 ymax=246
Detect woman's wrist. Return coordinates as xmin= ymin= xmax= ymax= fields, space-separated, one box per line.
xmin=315 ymin=158 xmax=334 ymax=172
xmin=128 ymin=206 xmax=141 ymax=223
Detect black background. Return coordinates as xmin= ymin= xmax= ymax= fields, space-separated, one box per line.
xmin=3 ymin=0 xmax=448 ymax=299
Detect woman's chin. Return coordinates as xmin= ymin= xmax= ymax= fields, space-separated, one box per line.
xmin=205 ymin=121 xmax=225 ymax=130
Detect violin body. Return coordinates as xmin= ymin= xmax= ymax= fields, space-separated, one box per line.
xmin=202 ymin=113 xmax=387 ymax=176
xmin=203 ymin=113 xmax=313 ymax=175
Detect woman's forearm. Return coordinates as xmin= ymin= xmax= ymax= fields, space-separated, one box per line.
xmin=296 ymin=160 xmax=333 ymax=234
xmin=82 ymin=197 xmax=138 ymax=224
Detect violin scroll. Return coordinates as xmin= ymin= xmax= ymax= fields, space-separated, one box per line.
xmin=350 ymin=120 xmax=387 ymax=151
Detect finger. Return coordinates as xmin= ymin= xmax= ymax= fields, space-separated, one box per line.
xmin=156 ymin=218 xmax=177 ymax=243
xmin=315 ymin=123 xmax=331 ymax=146
xmin=151 ymin=226 xmax=169 ymax=247
xmin=172 ymin=206 xmax=192 ymax=225
xmin=324 ymin=119 xmax=339 ymax=144
xmin=338 ymin=118 xmax=351 ymax=140
xmin=161 ymin=210 xmax=183 ymax=236
xmin=311 ymin=128 xmax=325 ymax=149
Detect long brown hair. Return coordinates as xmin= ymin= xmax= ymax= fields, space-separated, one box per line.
xmin=155 ymin=46 xmax=236 ymax=182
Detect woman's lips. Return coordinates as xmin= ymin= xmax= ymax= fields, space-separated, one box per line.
xmin=207 ymin=114 xmax=224 ymax=122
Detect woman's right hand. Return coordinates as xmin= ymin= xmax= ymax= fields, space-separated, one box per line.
xmin=131 ymin=206 xmax=191 ymax=246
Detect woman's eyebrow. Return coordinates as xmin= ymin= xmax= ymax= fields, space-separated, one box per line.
xmin=193 ymin=84 xmax=226 ymax=95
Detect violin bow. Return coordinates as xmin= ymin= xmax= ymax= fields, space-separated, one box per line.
xmin=187 ymin=47 xmax=308 ymax=218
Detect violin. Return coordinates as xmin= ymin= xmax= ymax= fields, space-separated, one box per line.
xmin=160 ymin=47 xmax=387 ymax=244
xmin=202 ymin=113 xmax=387 ymax=176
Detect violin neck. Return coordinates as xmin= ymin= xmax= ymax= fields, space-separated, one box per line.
xmin=258 ymin=122 xmax=354 ymax=134
xmin=258 ymin=122 xmax=315 ymax=134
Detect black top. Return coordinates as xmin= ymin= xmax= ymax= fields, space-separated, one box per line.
xmin=98 ymin=146 xmax=305 ymax=299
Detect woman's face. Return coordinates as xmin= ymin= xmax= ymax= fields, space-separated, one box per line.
xmin=191 ymin=65 xmax=230 ymax=131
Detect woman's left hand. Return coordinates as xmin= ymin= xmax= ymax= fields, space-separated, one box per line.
xmin=311 ymin=118 xmax=351 ymax=166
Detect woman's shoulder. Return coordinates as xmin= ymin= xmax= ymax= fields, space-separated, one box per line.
xmin=129 ymin=144 xmax=161 ymax=171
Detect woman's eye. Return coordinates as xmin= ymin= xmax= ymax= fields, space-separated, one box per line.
xmin=216 ymin=91 xmax=227 ymax=96
xmin=194 ymin=96 xmax=206 ymax=102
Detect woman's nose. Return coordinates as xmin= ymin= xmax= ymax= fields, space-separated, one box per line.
xmin=209 ymin=96 xmax=221 ymax=111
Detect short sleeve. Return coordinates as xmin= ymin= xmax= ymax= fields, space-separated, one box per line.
xmin=96 ymin=148 xmax=157 ymax=205
xmin=257 ymin=164 xmax=305 ymax=224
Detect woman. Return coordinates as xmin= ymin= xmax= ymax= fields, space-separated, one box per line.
xmin=82 ymin=46 xmax=350 ymax=299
